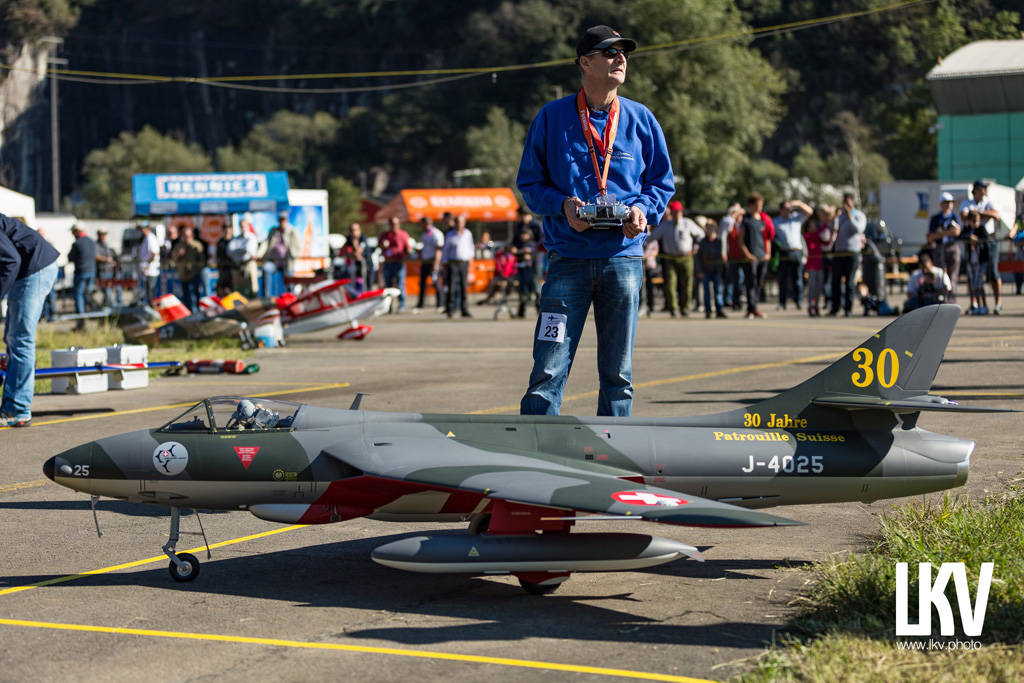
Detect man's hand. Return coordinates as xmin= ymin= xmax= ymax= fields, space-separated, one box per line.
xmin=622 ymin=205 xmax=647 ymax=239
xmin=563 ymin=196 xmax=590 ymax=233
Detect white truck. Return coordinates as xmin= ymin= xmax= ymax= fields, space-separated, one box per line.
xmin=879 ymin=180 xmax=1018 ymax=256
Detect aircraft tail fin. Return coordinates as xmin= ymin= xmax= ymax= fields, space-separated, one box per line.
xmin=753 ymin=304 xmax=967 ymax=419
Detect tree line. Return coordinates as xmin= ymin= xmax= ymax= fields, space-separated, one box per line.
xmin=2 ymin=0 xmax=1020 ymax=222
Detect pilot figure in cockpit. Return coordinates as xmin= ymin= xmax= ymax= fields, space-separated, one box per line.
xmin=228 ymin=399 xmax=278 ymax=430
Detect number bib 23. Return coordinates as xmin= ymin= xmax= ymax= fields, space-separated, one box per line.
xmin=538 ymin=312 xmax=568 ymax=343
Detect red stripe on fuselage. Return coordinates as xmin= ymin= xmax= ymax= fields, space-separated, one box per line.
xmin=439 ymin=490 xmax=486 ymax=514
xmin=310 ymin=475 xmax=429 ymax=510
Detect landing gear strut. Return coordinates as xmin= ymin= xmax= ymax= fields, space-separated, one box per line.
xmin=163 ymin=507 xmax=209 ymax=582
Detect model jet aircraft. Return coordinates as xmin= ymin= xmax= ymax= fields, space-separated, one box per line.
xmin=275 ymin=279 xmax=399 ymax=339
xmin=44 ymin=305 xmax=1008 ymax=594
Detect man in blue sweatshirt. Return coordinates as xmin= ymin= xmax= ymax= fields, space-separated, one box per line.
xmin=1 ymin=214 xmax=59 ymax=427
xmin=517 ymin=25 xmax=674 ymax=417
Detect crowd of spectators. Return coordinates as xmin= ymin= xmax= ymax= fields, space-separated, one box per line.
xmin=36 ymin=213 xmax=306 ymax=319
xmin=15 ymin=182 xmax=1024 ymax=325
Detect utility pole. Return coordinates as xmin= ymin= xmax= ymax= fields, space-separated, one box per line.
xmin=42 ymin=36 xmax=67 ymax=212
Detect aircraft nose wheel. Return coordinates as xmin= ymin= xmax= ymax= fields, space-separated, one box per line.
xmin=168 ymin=553 xmax=200 ymax=582
xmin=162 ymin=507 xmax=210 ymax=583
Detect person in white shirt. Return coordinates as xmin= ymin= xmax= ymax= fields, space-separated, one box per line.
xmin=649 ymin=200 xmax=704 ymax=317
xmin=416 ymin=216 xmax=444 ymax=309
xmin=959 ymin=179 xmax=1003 ymax=313
xmin=441 ymin=214 xmax=475 ymax=318
xmin=773 ymin=199 xmax=813 ymax=310
xmin=137 ymin=222 xmax=161 ymax=304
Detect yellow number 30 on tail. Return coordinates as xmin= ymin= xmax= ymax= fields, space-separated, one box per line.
xmin=851 ymin=347 xmax=899 ymax=388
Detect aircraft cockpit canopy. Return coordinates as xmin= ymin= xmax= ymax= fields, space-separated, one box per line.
xmin=160 ymin=397 xmax=302 ymax=433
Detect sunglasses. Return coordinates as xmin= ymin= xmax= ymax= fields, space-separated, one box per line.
xmin=586 ymin=47 xmax=631 ymax=59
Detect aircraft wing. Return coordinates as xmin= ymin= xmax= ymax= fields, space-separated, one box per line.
xmin=813 ymin=392 xmax=1018 ymax=413
xmin=324 ymin=437 xmax=801 ymax=528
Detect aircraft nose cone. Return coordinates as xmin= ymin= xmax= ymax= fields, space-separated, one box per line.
xmin=42 ymin=454 xmax=75 ymax=480
xmin=43 ymin=455 xmax=74 ymax=480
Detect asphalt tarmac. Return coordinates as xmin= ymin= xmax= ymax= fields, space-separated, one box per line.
xmin=1 ymin=297 xmax=1022 ymax=682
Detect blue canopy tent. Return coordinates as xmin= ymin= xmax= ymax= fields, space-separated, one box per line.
xmin=132 ymin=171 xmax=290 ymax=216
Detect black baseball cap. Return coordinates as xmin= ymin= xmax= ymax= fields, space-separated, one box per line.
xmin=576 ymin=25 xmax=637 ymax=57
xmin=972 ymin=179 xmax=989 ymax=189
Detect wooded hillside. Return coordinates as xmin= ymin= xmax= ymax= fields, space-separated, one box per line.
xmin=1 ymin=0 xmax=1020 ymax=216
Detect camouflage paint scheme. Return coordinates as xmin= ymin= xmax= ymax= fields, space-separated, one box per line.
xmin=44 ymin=305 xmax=1005 ymax=592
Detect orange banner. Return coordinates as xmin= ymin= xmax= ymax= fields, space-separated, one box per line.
xmin=405 ymin=259 xmax=494 ymax=296
xmin=376 ymin=188 xmax=519 ymax=223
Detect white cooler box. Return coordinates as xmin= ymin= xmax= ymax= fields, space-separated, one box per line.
xmin=51 ymin=347 xmax=109 ymax=394
xmin=106 ymin=344 xmax=149 ymax=390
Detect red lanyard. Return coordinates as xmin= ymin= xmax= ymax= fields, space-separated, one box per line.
xmin=576 ymin=90 xmax=620 ymax=195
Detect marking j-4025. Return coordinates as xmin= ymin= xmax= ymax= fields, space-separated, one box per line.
xmin=741 ymin=454 xmax=823 ymax=474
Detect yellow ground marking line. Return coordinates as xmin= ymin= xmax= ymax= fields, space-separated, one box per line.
xmin=0 ymin=618 xmax=713 ymax=683
xmin=471 ymin=352 xmax=841 ymax=414
xmin=0 ymin=382 xmax=351 ymax=430
xmin=0 ymin=479 xmax=52 ymax=494
xmin=0 ymin=525 xmax=306 ymax=597
xmin=171 ymin=381 xmax=345 ymax=387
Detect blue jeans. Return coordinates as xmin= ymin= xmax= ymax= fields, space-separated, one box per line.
xmin=3 ymin=261 xmax=59 ymax=420
xmin=261 ymin=261 xmax=289 ymax=298
xmin=73 ymin=271 xmax=96 ymax=314
xmin=41 ymin=282 xmax=58 ymax=321
xmin=200 ymin=267 xmax=214 ymax=298
xmin=702 ymin=265 xmax=725 ymax=314
xmin=777 ymin=254 xmax=803 ymax=308
xmin=521 ymin=254 xmax=642 ymax=417
xmin=830 ymin=254 xmax=860 ymax=314
xmin=382 ymin=261 xmax=406 ymax=309
xmin=180 ymin=276 xmax=202 ymax=312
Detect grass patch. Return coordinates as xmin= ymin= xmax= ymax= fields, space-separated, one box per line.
xmin=30 ymin=321 xmax=248 ymax=394
xmin=738 ymin=484 xmax=1024 ymax=681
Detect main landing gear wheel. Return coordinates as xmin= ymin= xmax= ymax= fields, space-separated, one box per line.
xmin=519 ymin=578 xmax=560 ymax=595
xmin=168 ymin=552 xmax=200 ymax=582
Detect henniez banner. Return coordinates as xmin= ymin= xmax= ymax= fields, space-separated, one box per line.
xmin=132 ymin=172 xmax=290 ymax=216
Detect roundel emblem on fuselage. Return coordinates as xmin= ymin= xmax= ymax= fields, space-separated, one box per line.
xmin=153 ymin=441 xmax=189 ymax=476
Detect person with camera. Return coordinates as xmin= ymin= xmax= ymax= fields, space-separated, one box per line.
xmin=926 ymin=192 xmax=961 ymax=303
xmin=773 ymin=199 xmax=813 ymax=310
xmin=904 ymin=251 xmax=951 ymax=313
xmin=516 ymin=25 xmax=673 ymax=417
xmin=827 ymin=192 xmax=867 ymax=317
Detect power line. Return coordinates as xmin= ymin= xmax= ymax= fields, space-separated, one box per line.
xmin=0 ymin=0 xmax=933 ymax=94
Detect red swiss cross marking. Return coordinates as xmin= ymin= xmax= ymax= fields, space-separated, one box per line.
xmin=611 ymin=490 xmax=688 ymax=507
xmin=233 ymin=446 xmax=260 ymax=470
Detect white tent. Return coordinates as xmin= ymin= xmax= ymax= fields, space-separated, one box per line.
xmin=0 ymin=185 xmax=36 ymax=226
